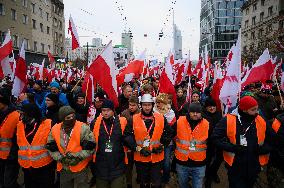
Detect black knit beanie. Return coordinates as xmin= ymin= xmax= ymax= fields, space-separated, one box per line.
xmin=58 ymin=106 xmax=76 ymax=121
xmin=188 ymin=103 xmax=202 ymax=113
xmin=46 ymin=93 xmax=59 ymax=104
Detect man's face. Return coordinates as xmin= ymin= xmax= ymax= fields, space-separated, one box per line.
xmin=129 ymin=102 xmax=138 ymax=113
xmin=45 ymin=97 xmax=55 ymax=107
xmin=192 ymin=93 xmax=200 ymax=102
xmin=94 ymin=100 xmax=103 ymax=109
xmin=123 ymin=87 xmax=133 ymax=99
xmin=50 ymin=87 xmax=59 ymax=94
xmin=101 ymin=108 xmax=114 ymax=119
xmin=77 ymin=97 xmax=85 ymax=105
xmin=189 ymin=112 xmax=202 ymax=120
xmin=206 ymin=106 xmax=216 ymax=114
xmin=142 ymin=102 xmax=153 ymax=115
xmin=244 ymin=106 xmax=259 ymax=116
xmin=0 ymin=102 xmax=6 ymax=111
xmin=33 ymin=83 xmax=41 ymax=91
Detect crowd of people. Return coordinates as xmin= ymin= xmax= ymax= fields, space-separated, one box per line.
xmin=0 ymin=75 xmax=284 ymax=188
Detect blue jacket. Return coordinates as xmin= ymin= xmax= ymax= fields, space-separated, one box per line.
xmin=41 ymin=92 xmax=69 ymax=116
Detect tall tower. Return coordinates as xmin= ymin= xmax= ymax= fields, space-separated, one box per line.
xmin=173 ymin=10 xmax=183 ymax=60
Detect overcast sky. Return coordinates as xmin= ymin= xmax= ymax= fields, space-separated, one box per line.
xmin=64 ymin=0 xmax=201 ymax=61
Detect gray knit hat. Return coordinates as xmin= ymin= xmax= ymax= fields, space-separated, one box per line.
xmin=58 ymin=106 xmax=75 ymax=121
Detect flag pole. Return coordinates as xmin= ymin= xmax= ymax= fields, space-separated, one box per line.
xmin=84 ymin=77 xmax=90 ymax=106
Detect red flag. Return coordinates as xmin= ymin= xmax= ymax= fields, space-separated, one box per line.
xmin=12 ymin=41 xmax=27 ymax=97
xmin=159 ymin=53 xmax=177 ymax=109
xmin=0 ymin=30 xmax=13 ymax=77
xmin=88 ymin=41 xmax=119 ymax=107
xmin=82 ymin=72 xmax=96 ymax=103
xmin=116 ymin=50 xmax=145 ymax=85
xmin=68 ymin=15 xmax=80 ymax=50
xmin=241 ymin=49 xmax=276 ymax=88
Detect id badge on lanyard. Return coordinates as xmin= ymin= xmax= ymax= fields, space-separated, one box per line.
xmin=105 ymin=139 xmax=113 ymax=153
xmin=189 ymin=141 xmax=196 ymax=151
xmin=237 ymin=114 xmax=250 ymax=147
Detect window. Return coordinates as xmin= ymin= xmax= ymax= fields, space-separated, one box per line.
xmin=22 ymin=0 xmax=27 ymax=7
xmin=23 ymin=38 xmax=29 ymax=50
xmin=260 ymin=12 xmax=264 ymax=22
xmin=259 ymin=29 xmax=263 ymax=37
xmin=32 ymin=19 xmax=36 ymax=29
xmin=41 ymin=43 xmax=44 ymax=53
xmin=53 ymin=18 xmax=57 ymax=27
xmin=34 ymin=41 xmax=37 ymax=52
xmin=59 ymin=34 xmax=62 ymax=42
xmin=252 ymin=16 xmax=256 ymax=25
xmin=39 ymin=8 xmax=42 ymax=17
xmin=251 ymin=32 xmax=255 ymax=40
xmin=266 ymin=24 xmax=272 ymax=33
xmin=11 ymin=9 xmax=16 ymax=20
xmin=47 ymin=26 xmax=50 ymax=34
xmin=59 ymin=21 xmax=62 ymax=30
xmin=40 ymin=23 xmax=43 ymax=32
xmin=261 ymin=0 xmax=265 ymax=6
xmin=245 ymin=20 xmax=249 ymax=28
xmin=46 ymin=12 xmax=49 ymax=21
xmin=253 ymin=3 xmax=257 ymax=11
xmin=31 ymin=3 xmax=35 ymax=13
xmin=268 ymin=6 xmax=273 ymax=17
xmin=280 ymin=20 xmax=284 ymax=29
xmin=54 ymin=32 xmax=58 ymax=41
xmin=246 ymin=8 xmax=249 ymax=15
xmin=22 ymin=14 xmax=28 ymax=24
xmin=48 ymin=45 xmax=50 ymax=50
xmin=12 ymin=35 xmax=18 ymax=48
xmin=0 ymin=3 xmax=5 ymax=16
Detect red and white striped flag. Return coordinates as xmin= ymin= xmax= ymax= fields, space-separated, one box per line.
xmin=12 ymin=41 xmax=27 ymax=97
xmin=68 ymin=15 xmax=80 ymax=50
xmin=0 ymin=30 xmax=13 ymax=78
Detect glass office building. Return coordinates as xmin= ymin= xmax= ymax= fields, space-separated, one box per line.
xmin=199 ymin=0 xmax=245 ymax=62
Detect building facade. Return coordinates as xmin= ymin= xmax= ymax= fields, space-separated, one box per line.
xmin=121 ymin=32 xmax=133 ymax=56
xmin=199 ymin=0 xmax=244 ymax=62
xmin=241 ymin=0 xmax=284 ymax=63
xmin=173 ymin=24 xmax=183 ymax=60
xmin=92 ymin=37 xmax=102 ymax=47
xmin=0 ymin=0 xmax=65 ymax=64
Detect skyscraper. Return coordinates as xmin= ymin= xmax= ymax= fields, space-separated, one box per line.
xmin=173 ymin=23 xmax=183 ymax=60
xmin=121 ymin=32 xmax=133 ymax=56
xmin=199 ymin=0 xmax=244 ymax=62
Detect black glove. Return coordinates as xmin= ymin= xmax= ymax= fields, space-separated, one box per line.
xmin=81 ymin=140 xmax=96 ymax=150
xmin=140 ymin=148 xmax=151 ymax=157
xmin=234 ymin=145 xmax=247 ymax=154
xmin=45 ymin=142 xmax=59 ymax=152
xmin=152 ymin=145 xmax=164 ymax=154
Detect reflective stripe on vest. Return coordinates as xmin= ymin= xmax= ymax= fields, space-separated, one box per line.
xmin=0 ymin=111 xmax=20 ymax=159
xmin=133 ymin=112 xmax=165 ymax=163
xmin=174 ymin=116 xmax=209 ymax=162
xmin=52 ymin=121 xmax=91 ymax=172
xmin=17 ymin=119 xmax=53 ymax=169
xmin=93 ymin=115 xmax=128 ymax=164
xmin=223 ymin=114 xmax=269 ymax=166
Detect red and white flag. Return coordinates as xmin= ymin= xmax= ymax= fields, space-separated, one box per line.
xmin=219 ymin=33 xmax=241 ymax=113
xmin=116 ymin=50 xmax=146 ymax=85
xmin=241 ymin=48 xmax=276 ymax=88
xmin=88 ymin=41 xmax=119 ymax=106
xmin=12 ymin=41 xmax=27 ymax=97
xmin=0 ymin=30 xmax=13 ymax=78
xmin=68 ymin=15 xmax=80 ymax=50
xmin=211 ymin=65 xmax=224 ymax=111
xmin=159 ymin=52 xmax=177 ymax=109
xmin=82 ymin=71 xmax=96 ymax=104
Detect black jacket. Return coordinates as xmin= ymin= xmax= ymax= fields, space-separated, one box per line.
xmin=95 ymin=116 xmax=126 ymax=180
xmin=116 ymin=94 xmax=129 ymax=115
xmin=269 ymin=113 xmax=284 ymax=172
xmin=211 ymin=110 xmax=274 ymax=178
xmin=74 ymin=103 xmax=89 ymax=123
xmin=45 ymin=105 xmax=60 ymax=126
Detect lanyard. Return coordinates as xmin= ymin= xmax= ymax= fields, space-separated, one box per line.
xmin=141 ymin=115 xmax=155 ymax=135
xmin=237 ymin=114 xmax=252 ymax=136
xmin=102 ymin=121 xmax=114 ymax=141
xmin=25 ymin=123 xmax=37 ymax=138
xmin=63 ymin=128 xmax=73 ymax=149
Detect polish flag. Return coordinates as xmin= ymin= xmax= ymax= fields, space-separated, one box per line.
xmin=219 ymin=33 xmax=241 ymax=114
xmin=241 ymin=49 xmax=276 ymax=88
xmin=82 ymin=71 xmax=96 ymax=103
xmin=12 ymin=41 xmax=27 ymax=97
xmin=116 ymin=50 xmax=146 ymax=85
xmin=211 ymin=66 xmax=224 ymax=111
xmin=48 ymin=51 xmax=55 ymax=68
xmin=0 ymin=30 xmax=13 ymax=78
xmin=159 ymin=52 xmax=177 ymax=109
xmin=88 ymin=41 xmax=119 ymax=106
xmin=68 ymin=15 xmax=80 ymax=50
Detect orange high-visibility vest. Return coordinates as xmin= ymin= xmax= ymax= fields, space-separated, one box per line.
xmin=223 ymin=114 xmax=269 ymax=166
xmin=175 ymin=116 xmax=209 ymax=162
xmin=93 ymin=115 xmax=128 ymax=164
xmin=272 ymin=119 xmax=281 ymax=133
xmin=17 ymin=119 xmax=53 ymax=168
xmin=133 ymin=112 xmax=164 ymax=163
xmin=52 ymin=121 xmax=91 ymax=172
xmin=0 ymin=111 xmax=20 ymax=159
